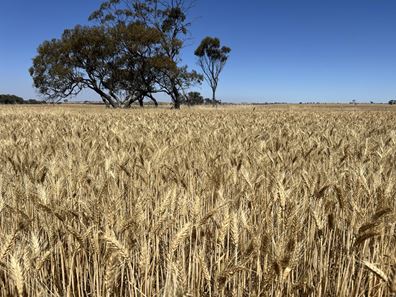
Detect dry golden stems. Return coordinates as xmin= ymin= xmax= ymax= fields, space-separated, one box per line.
xmin=0 ymin=104 xmax=395 ymax=296
xmin=361 ymin=261 xmax=396 ymax=293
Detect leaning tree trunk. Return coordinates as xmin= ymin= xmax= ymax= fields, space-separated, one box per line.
xmin=101 ymin=96 xmax=117 ymax=108
xmin=95 ymin=88 xmax=118 ymax=108
xmin=147 ymin=94 xmax=159 ymax=107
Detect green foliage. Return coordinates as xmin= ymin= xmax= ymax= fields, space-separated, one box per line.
xmin=30 ymin=24 xmax=168 ymax=107
xmin=204 ymin=98 xmax=221 ymax=105
xmin=26 ymin=99 xmax=47 ymax=104
xmin=30 ymin=0 xmax=204 ymax=109
xmin=0 ymin=94 xmax=24 ymax=104
xmin=183 ymin=91 xmax=204 ymax=106
xmin=195 ymin=37 xmax=231 ymax=62
xmin=0 ymin=94 xmax=46 ymax=104
xmin=89 ymin=0 xmax=201 ymax=108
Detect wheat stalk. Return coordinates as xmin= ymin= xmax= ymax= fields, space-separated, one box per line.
xmin=9 ymin=255 xmax=25 ymax=297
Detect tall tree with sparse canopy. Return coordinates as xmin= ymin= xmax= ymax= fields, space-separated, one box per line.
xmin=195 ymin=37 xmax=231 ymax=104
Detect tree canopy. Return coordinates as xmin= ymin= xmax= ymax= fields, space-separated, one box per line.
xmin=30 ymin=0 xmax=203 ymax=109
xmin=89 ymin=0 xmax=202 ymax=108
xmin=30 ymin=24 xmax=172 ymax=107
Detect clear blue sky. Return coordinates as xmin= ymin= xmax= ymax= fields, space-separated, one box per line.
xmin=1 ymin=0 xmax=396 ymax=103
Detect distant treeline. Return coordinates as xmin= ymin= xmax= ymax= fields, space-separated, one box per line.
xmin=0 ymin=94 xmax=46 ymax=104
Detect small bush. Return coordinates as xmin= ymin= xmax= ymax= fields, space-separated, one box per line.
xmin=184 ymin=92 xmax=204 ymax=106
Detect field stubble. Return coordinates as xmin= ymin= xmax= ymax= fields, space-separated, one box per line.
xmin=0 ymin=105 xmax=395 ymax=296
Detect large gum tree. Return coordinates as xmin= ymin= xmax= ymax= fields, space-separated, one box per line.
xmin=30 ymin=0 xmax=202 ymax=108
xmin=30 ymin=24 xmax=169 ymax=108
xmin=89 ymin=0 xmax=202 ymax=109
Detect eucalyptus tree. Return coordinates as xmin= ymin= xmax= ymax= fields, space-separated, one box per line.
xmin=89 ymin=0 xmax=202 ymax=109
xmin=30 ymin=24 xmax=164 ymax=107
xmin=195 ymin=37 xmax=231 ymax=104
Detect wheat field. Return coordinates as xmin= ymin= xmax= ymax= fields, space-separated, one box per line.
xmin=0 ymin=105 xmax=395 ymax=297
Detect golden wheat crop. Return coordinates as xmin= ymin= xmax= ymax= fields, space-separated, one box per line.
xmin=0 ymin=105 xmax=395 ymax=297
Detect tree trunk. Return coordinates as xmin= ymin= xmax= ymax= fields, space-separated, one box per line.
xmin=212 ymin=87 xmax=217 ymax=107
xmin=172 ymin=88 xmax=181 ymax=109
xmin=101 ymin=96 xmax=116 ymax=108
xmin=147 ymin=94 xmax=159 ymax=107
xmin=138 ymin=97 xmax=144 ymax=108
xmin=174 ymin=100 xmax=181 ymax=109
xmin=124 ymin=97 xmax=137 ymax=108
xmin=94 ymin=87 xmax=118 ymax=108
